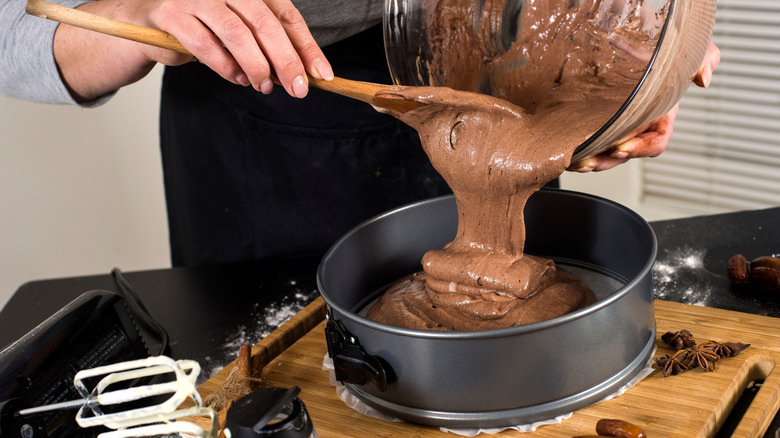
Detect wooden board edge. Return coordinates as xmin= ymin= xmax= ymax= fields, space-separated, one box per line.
xmin=250 ymin=296 xmax=327 ymax=374
xmin=197 ymin=296 xmax=327 ymax=396
xmin=732 ymin=352 xmax=780 ymax=437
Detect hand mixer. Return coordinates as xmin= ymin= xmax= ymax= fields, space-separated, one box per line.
xmin=0 ymin=356 xmax=217 ymax=438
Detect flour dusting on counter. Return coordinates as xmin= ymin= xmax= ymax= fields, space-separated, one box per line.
xmin=201 ymin=288 xmax=320 ymax=383
xmin=653 ymin=247 xmax=712 ymax=306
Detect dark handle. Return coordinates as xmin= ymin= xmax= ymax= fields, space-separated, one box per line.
xmin=325 ymin=319 xmax=389 ymax=392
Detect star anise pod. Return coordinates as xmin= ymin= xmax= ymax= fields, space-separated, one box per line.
xmin=655 ymin=349 xmax=689 ymax=377
xmin=703 ymin=340 xmax=750 ymax=358
xmin=685 ymin=344 xmax=719 ymax=371
xmin=656 ymin=329 xmax=751 ymax=377
xmin=661 ymin=329 xmax=696 ymax=350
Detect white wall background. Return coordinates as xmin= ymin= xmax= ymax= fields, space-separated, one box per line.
xmin=0 ymin=66 xmax=170 ymax=308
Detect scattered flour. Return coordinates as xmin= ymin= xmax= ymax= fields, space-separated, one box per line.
xmin=653 ymin=247 xmax=711 ymax=306
xmin=201 ymin=288 xmax=320 ymax=383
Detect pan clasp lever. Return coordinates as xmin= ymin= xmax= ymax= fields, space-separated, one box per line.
xmin=325 ymin=315 xmax=389 ymax=392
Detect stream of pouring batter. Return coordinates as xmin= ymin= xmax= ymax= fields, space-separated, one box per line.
xmin=365 ymin=0 xmax=666 ymax=330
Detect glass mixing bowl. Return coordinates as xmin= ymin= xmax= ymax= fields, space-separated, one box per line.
xmin=383 ymin=0 xmax=717 ymax=162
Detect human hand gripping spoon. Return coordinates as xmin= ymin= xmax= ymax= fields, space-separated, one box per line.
xmin=24 ymin=0 xmax=423 ymax=114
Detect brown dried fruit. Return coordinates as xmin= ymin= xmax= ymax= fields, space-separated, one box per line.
xmin=596 ymin=419 xmax=647 ymax=438
xmin=750 ymin=256 xmax=780 ymax=270
xmin=749 ymin=266 xmax=780 ymax=292
xmin=727 ymin=254 xmax=749 ymax=285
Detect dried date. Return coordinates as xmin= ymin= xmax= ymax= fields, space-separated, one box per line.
xmin=595 ymin=419 xmax=647 ymax=438
xmin=751 ymin=256 xmax=780 ymax=270
xmin=727 ymin=254 xmax=749 ymax=284
xmin=727 ymin=254 xmax=780 ymax=292
xmin=750 ymin=266 xmax=780 ymax=292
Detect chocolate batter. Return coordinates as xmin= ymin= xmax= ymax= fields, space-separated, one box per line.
xmin=365 ymin=0 xmax=666 ymax=331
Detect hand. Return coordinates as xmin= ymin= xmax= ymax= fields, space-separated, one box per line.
xmin=569 ymin=42 xmax=721 ymax=172
xmin=137 ymin=0 xmax=334 ymax=97
xmin=54 ymin=0 xmax=334 ymax=101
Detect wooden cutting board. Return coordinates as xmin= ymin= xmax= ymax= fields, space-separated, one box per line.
xmin=197 ymin=298 xmax=780 ymax=437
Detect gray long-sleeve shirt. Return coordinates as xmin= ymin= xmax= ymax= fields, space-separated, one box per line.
xmin=0 ymin=0 xmax=92 ymax=104
xmin=0 ymin=0 xmax=382 ymax=105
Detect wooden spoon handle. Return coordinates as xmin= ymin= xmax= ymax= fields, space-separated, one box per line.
xmin=24 ymin=0 xmax=413 ymax=109
xmin=308 ymin=77 xmax=388 ymax=105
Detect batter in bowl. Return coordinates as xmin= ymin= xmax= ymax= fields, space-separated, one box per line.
xmin=366 ymin=0 xmax=664 ymax=330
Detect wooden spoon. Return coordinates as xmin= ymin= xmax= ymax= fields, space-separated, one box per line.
xmin=25 ymin=0 xmax=421 ymax=113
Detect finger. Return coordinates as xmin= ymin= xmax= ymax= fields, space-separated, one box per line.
xmin=567 ymin=153 xmax=629 ymax=173
xmin=568 ymin=104 xmax=679 ymax=173
xmin=139 ymin=44 xmax=196 ymax=67
xmin=593 ymin=155 xmax=630 ymax=172
xmin=693 ymin=42 xmax=721 ymax=88
xmin=265 ymin=0 xmax=333 ymax=81
xmin=567 ymin=156 xmax=598 ymax=173
xmin=151 ymin=4 xmax=249 ymax=86
xmin=196 ymin=1 xmax=279 ymax=91
xmin=615 ymin=105 xmax=678 ymax=158
xmin=613 ymin=124 xmax=668 ymax=159
xmin=231 ymin=0 xmax=309 ymax=97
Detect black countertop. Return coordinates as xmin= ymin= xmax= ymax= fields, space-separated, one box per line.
xmin=0 ymin=256 xmax=322 ymax=380
xmin=650 ymin=206 xmax=780 ymax=317
xmin=1 ymin=205 xmax=779 ymax=428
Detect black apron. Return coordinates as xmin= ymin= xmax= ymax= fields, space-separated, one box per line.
xmin=159 ymin=25 xmax=452 ymax=267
